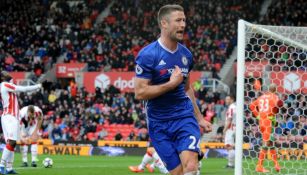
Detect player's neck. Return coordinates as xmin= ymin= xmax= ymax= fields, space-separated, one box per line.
xmin=158 ymin=37 xmax=178 ymax=52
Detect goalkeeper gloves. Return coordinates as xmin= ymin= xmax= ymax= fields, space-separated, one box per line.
xmin=256 ymin=115 xmax=260 ymax=120
xmin=268 ymin=116 xmax=277 ymax=126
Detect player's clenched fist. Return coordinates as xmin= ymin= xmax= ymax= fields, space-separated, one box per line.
xmin=199 ymin=119 xmax=212 ymax=133
xmin=169 ymin=65 xmax=183 ymax=88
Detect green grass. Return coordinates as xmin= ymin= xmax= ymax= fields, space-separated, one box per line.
xmin=10 ymin=154 xmax=233 ymax=175
xmin=243 ymin=158 xmax=307 ymax=175
xmin=6 ymin=154 xmax=307 ymax=175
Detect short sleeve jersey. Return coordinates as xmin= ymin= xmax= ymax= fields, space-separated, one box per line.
xmin=135 ymin=39 xmax=194 ymax=121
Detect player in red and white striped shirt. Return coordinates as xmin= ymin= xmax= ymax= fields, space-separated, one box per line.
xmin=0 ymin=71 xmax=42 ymax=174
xmin=19 ymin=105 xmax=43 ymax=168
xmin=223 ymin=94 xmax=236 ymax=169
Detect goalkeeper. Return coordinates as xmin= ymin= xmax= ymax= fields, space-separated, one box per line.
xmin=249 ymin=84 xmax=283 ymax=173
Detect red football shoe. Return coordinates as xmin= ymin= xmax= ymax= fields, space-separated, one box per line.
xmin=256 ymin=166 xmax=270 ymax=173
xmin=146 ymin=164 xmax=154 ymax=173
xmin=275 ymin=165 xmax=281 ymax=172
xmin=128 ymin=166 xmax=144 ymax=173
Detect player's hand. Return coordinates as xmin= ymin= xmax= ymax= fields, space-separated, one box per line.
xmin=169 ymin=65 xmax=183 ymax=88
xmin=30 ymin=133 xmax=39 ymax=142
xmin=223 ymin=129 xmax=227 ymax=136
xmin=21 ymin=137 xmax=31 ymax=145
xmin=198 ymin=119 xmax=212 ymax=133
xmin=37 ymin=83 xmax=42 ymax=89
xmin=20 ymin=138 xmax=27 ymax=144
xmin=256 ymin=115 xmax=260 ymax=120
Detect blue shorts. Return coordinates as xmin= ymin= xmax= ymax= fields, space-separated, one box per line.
xmin=148 ymin=117 xmax=201 ymax=171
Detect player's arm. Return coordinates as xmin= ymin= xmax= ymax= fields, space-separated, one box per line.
xmin=249 ymin=99 xmax=259 ymax=118
xmin=34 ymin=111 xmax=43 ymax=133
xmin=31 ymin=111 xmax=43 ymax=141
xmin=135 ymin=66 xmax=182 ymax=100
xmin=185 ymin=75 xmax=212 ymax=132
xmin=223 ymin=112 xmax=232 ymax=134
xmin=19 ymin=122 xmax=30 ymax=144
xmin=134 ymin=51 xmax=183 ymax=100
xmin=3 ymin=82 xmax=41 ymax=93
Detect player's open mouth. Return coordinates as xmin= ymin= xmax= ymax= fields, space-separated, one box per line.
xmin=177 ymin=30 xmax=184 ymax=34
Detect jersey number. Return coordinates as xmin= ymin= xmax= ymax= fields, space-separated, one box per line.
xmin=259 ymin=99 xmax=269 ymax=112
xmin=188 ymin=136 xmax=200 ymax=149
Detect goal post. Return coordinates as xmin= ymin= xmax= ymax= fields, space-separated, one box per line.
xmin=235 ymin=19 xmax=246 ymax=175
xmin=235 ymin=19 xmax=307 ymax=175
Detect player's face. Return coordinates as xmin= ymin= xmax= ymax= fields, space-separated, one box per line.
xmin=28 ymin=111 xmax=34 ymax=120
xmin=225 ymin=96 xmax=232 ymax=105
xmin=165 ymin=11 xmax=186 ymax=41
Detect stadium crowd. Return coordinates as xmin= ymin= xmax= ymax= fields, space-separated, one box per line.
xmin=76 ymin=0 xmax=262 ymax=72
xmin=261 ymin=0 xmax=306 ymax=26
xmin=0 ymin=0 xmax=262 ymax=75
xmin=0 ymin=0 xmax=108 ymax=79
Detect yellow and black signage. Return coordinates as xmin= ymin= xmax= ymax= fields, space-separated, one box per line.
xmin=200 ymin=143 xmax=251 ymax=149
xmin=98 ymin=141 xmax=148 ymax=147
xmin=38 ymin=145 xmax=92 ymax=156
xmin=38 ymin=139 xmax=52 ymax=145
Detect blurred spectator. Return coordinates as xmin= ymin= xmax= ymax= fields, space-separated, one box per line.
xmin=114 ymin=131 xmax=123 ymax=141
xmin=51 ymin=124 xmax=63 ymax=141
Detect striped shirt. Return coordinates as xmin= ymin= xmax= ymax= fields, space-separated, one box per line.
xmin=1 ymin=83 xmax=20 ymax=117
xmin=0 ymin=82 xmax=41 ymax=118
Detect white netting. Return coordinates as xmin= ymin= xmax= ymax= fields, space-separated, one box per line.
xmin=242 ymin=23 xmax=307 ymax=175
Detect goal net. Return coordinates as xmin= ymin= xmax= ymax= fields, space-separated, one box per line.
xmin=235 ymin=20 xmax=307 ymax=175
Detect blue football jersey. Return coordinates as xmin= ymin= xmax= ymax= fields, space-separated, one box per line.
xmin=135 ymin=39 xmax=194 ymax=121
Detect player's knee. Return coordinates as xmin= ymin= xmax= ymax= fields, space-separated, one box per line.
xmin=8 ymin=140 xmax=17 ymax=148
xmin=183 ymin=161 xmax=198 ymax=173
xmin=183 ymin=171 xmax=197 ymax=175
xmin=225 ymin=145 xmax=232 ymax=150
xmin=146 ymin=147 xmax=155 ymax=155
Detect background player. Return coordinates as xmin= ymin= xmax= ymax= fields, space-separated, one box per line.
xmin=223 ymin=94 xmax=236 ymax=168
xmin=134 ymin=4 xmax=212 ymax=175
xmin=249 ymin=84 xmax=283 ymax=173
xmin=128 ymin=147 xmax=168 ymax=174
xmin=129 ymin=147 xmax=204 ymax=175
xmin=0 ymin=71 xmax=42 ymax=174
xmin=19 ymin=105 xmax=43 ymax=167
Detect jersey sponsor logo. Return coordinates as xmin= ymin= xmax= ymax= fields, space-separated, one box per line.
xmin=159 ymin=69 xmax=168 ymax=76
xmin=135 ymin=64 xmax=143 ymax=75
xmin=167 ymin=67 xmax=189 ymax=77
xmin=182 ymin=56 xmax=188 ymax=65
xmin=158 ymin=60 xmax=166 ymax=66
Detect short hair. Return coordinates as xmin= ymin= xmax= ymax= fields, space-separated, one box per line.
xmin=227 ymin=94 xmax=236 ymax=101
xmin=0 ymin=71 xmax=12 ymax=82
xmin=157 ymin=4 xmax=184 ymax=27
xmin=28 ymin=105 xmax=35 ymax=114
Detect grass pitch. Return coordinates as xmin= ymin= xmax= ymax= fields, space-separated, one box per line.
xmin=9 ymin=154 xmax=232 ymax=175
xmin=7 ymin=154 xmax=306 ymax=175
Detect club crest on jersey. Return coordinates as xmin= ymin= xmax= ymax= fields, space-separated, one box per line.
xmin=182 ymin=56 xmax=188 ymax=65
xmin=135 ymin=64 xmax=143 ymax=75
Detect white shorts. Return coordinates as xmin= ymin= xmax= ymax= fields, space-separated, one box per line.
xmin=224 ymin=129 xmax=235 ymax=146
xmin=1 ymin=114 xmax=20 ymax=142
